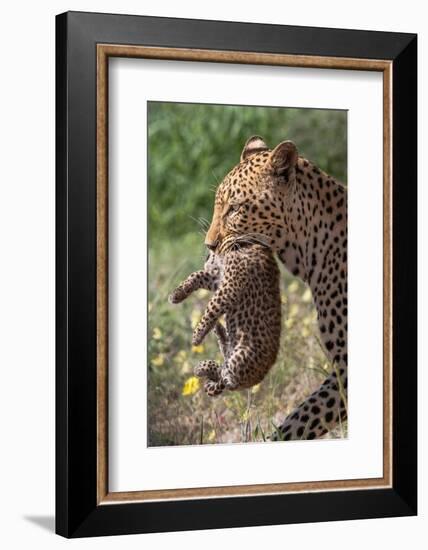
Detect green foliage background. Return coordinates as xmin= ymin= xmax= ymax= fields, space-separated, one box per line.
xmin=147 ymin=102 xmax=347 ymax=446
xmin=148 ymin=102 xmax=347 ymax=240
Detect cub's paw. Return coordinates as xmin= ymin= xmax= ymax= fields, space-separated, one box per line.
xmin=192 ymin=329 xmax=204 ymax=346
xmin=204 ymin=380 xmax=225 ymax=397
xmin=168 ymin=289 xmax=183 ymax=304
xmin=194 ymin=360 xmax=220 ymax=381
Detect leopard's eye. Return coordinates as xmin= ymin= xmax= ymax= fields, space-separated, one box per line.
xmin=227 ymin=203 xmax=241 ymax=215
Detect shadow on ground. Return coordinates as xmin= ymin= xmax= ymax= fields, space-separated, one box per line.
xmin=24 ymin=515 xmax=55 ymax=533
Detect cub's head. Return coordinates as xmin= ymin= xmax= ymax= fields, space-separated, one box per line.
xmin=204 ymin=251 xmax=222 ymax=273
xmin=205 ymin=136 xmax=298 ymax=252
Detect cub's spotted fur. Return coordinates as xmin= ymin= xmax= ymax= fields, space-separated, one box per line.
xmin=169 ymin=241 xmax=281 ymax=396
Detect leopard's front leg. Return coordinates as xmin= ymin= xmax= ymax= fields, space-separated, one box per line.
xmin=168 ymin=270 xmax=217 ymax=304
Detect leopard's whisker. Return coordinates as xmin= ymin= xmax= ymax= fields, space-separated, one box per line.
xmin=199 ymin=216 xmax=211 ymax=226
xmin=211 ymin=170 xmax=220 ymax=185
xmin=189 ymin=215 xmax=208 ymax=235
xmin=197 ymin=217 xmax=210 ymax=230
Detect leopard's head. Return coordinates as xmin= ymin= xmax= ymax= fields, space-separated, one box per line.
xmin=205 ymin=136 xmax=298 ymax=252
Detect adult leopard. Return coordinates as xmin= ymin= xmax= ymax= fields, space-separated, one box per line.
xmin=205 ymin=136 xmax=347 ymax=440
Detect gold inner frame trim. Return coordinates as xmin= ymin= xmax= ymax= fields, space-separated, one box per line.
xmin=96 ymin=44 xmax=393 ymax=505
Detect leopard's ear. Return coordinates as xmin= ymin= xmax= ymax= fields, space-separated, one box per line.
xmin=270 ymin=140 xmax=298 ymax=176
xmin=240 ymin=135 xmax=269 ymax=162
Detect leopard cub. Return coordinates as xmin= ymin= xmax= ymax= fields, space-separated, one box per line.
xmin=169 ymin=242 xmax=281 ymax=396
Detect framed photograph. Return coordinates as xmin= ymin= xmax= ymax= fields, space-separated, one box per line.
xmin=56 ymin=11 xmax=417 ymax=538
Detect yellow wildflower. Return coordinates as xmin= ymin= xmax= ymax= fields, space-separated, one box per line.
xmin=288 ymin=280 xmax=299 ymax=293
xmin=303 ymin=315 xmax=312 ymax=326
xmin=151 ymin=353 xmax=164 ymax=367
xmin=289 ymin=303 xmax=299 ymax=318
xmin=285 ymin=318 xmax=294 ymax=329
xmin=207 ymin=429 xmax=216 ymax=442
xmin=241 ymin=410 xmax=250 ymax=422
xmin=174 ymin=350 xmax=187 ymax=364
xmin=192 ymin=344 xmax=204 ymax=354
xmin=182 ymin=376 xmax=200 ymax=396
xmin=302 ymin=288 xmax=312 ymax=303
xmin=180 ymin=360 xmax=191 ymax=375
xmin=251 ymin=383 xmax=261 ymax=394
xmin=152 ymin=327 xmax=162 ymax=340
xmin=301 ymin=326 xmax=311 ymax=338
xmin=190 ymin=309 xmax=200 ymax=329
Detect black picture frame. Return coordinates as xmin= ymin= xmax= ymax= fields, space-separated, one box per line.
xmin=56 ymin=10 xmax=417 ymax=538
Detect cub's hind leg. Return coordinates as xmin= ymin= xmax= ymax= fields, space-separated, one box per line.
xmin=220 ymin=347 xmax=258 ymax=391
xmin=221 ymin=368 xmax=240 ymax=391
xmin=213 ymin=322 xmax=229 ymax=360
